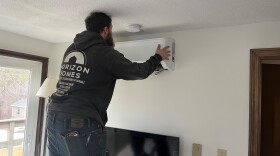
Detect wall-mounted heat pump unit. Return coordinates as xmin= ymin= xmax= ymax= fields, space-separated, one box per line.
xmin=115 ymin=38 xmax=175 ymax=73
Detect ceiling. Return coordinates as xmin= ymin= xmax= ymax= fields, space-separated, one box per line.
xmin=1 ymin=0 xmax=280 ymax=43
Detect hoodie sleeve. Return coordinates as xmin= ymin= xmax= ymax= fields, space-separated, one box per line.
xmin=109 ymin=50 xmax=162 ymax=80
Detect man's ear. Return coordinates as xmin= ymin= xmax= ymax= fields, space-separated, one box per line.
xmin=103 ymin=26 xmax=109 ymax=34
xmin=104 ymin=27 xmax=110 ymax=34
xmin=100 ymin=26 xmax=109 ymax=39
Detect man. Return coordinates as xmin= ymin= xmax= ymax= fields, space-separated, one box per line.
xmin=46 ymin=12 xmax=170 ymax=156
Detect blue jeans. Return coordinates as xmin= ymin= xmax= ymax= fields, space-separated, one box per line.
xmin=46 ymin=110 xmax=106 ymax=156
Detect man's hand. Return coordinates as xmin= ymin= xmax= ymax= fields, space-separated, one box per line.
xmin=156 ymin=44 xmax=170 ymax=60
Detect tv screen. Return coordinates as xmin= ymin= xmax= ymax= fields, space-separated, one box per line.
xmin=105 ymin=127 xmax=179 ymax=156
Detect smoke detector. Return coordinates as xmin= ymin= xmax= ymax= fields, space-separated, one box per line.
xmin=126 ymin=24 xmax=141 ymax=33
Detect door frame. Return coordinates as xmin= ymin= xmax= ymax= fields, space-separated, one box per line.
xmin=0 ymin=48 xmax=48 ymax=156
xmin=249 ymin=48 xmax=280 ymax=156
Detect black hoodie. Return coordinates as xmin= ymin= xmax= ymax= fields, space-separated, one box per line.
xmin=49 ymin=31 xmax=162 ymax=126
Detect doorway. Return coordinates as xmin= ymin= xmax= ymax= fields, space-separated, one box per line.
xmin=249 ymin=48 xmax=280 ymax=156
xmin=261 ymin=64 xmax=280 ymax=156
xmin=0 ymin=49 xmax=48 ymax=156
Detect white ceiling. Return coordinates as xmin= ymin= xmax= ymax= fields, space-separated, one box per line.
xmin=1 ymin=0 xmax=280 ymax=43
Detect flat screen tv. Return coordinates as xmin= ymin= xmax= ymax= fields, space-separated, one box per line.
xmin=105 ymin=127 xmax=179 ymax=156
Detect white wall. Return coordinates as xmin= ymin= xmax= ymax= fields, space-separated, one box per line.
xmin=0 ymin=29 xmax=53 ymax=57
xmin=24 ymin=21 xmax=280 ymax=156
xmin=107 ymin=21 xmax=280 ymax=156
xmin=48 ymin=42 xmax=71 ymax=78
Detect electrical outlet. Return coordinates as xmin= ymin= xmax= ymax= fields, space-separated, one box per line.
xmin=192 ymin=143 xmax=202 ymax=156
xmin=217 ymin=149 xmax=227 ymax=156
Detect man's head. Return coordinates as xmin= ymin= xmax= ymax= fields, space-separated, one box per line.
xmin=85 ymin=12 xmax=114 ymax=47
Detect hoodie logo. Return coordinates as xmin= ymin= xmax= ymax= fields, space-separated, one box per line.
xmin=56 ymin=51 xmax=90 ymax=96
xmin=60 ymin=51 xmax=90 ymax=80
xmin=63 ymin=51 xmax=86 ymax=65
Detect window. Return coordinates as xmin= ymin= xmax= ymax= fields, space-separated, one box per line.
xmin=0 ymin=49 xmax=48 ymax=156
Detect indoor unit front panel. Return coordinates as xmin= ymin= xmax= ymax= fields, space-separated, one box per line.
xmin=115 ymin=38 xmax=175 ymax=71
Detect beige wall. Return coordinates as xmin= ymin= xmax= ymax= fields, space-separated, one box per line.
xmin=2 ymin=21 xmax=280 ymax=156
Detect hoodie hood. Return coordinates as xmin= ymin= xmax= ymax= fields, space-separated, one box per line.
xmin=74 ymin=31 xmax=106 ymax=51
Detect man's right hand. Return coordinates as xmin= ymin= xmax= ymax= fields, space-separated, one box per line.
xmin=156 ymin=44 xmax=170 ymax=60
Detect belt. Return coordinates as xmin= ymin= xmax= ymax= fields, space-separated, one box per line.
xmin=48 ymin=110 xmax=101 ymax=129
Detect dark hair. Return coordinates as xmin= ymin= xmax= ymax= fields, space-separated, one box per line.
xmin=85 ymin=12 xmax=112 ymax=33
